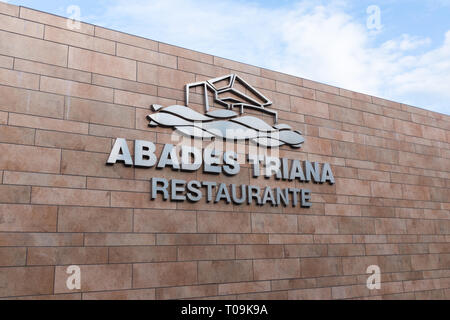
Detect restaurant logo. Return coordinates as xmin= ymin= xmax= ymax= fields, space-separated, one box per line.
xmin=147 ymin=74 xmax=305 ymax=148
xmin=106 ymin=75 xmax=335 ymax=207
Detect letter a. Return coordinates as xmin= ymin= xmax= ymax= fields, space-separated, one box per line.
xmin=66 ymin=265 xmax=81 ymax=290
xmin=366 ymin=265 xmax=381 ymax=290
xmin=107 ymin=138 xmax=133 ymax=165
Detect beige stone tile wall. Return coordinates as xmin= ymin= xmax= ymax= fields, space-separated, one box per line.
xmin=0 ymin=3 xmax=449 ymax=300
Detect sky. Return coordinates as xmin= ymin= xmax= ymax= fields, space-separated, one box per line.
xmin=5 ymin=0 xmax=450 ymax=115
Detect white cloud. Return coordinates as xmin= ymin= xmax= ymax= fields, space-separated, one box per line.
xmin=91 ymin=0 xmax=450 ymax=115
xmin=383 ymin=34 xmax=431 ymax=51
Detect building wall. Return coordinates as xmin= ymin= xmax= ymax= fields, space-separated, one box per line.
xmin=0 ymin=2 xmax=449 ymax=300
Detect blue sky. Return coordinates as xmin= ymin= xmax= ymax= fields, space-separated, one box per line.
xmin=5 ymin=0 xmax=450 ymax=115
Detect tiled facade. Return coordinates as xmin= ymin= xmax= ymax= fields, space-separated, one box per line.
xmin=0 ymin=2 xmax=449 ymax=300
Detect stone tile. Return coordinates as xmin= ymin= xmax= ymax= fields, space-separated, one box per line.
xmin=83 ymin=289 xmax=155 ymax=300
xmin=394 ymin=119 xmax=423 ymax=137
xmin=339 ymin=88 xmax=372 ymax=103
xmin=284 ymin=244 xmax=327 ymax=258
xmin=36 ymin=130 xmax=111 ymax=153
xmin=58 ymin=207 xmax=132 ymax=232
xmin=0 ymin=247 xmax=27 ymax=266
xmin=178 ymin=245 xmax=235 ymax=261
xmin=218 ymin=234 xmax=270 ymax=245
xmin=137 ymin=62 xmax=195 ymax=91
xmin=40 ymin=76 xmax=114 ymax=103
xmin=114 ymin=90 xmax=175 ymax=109
xmin=316 ymin=91 xmax=351 ymax=108
xmin=327 ymin=244 xmax=365 ymax=256
xmin=95 ymin=26 xmax=158 ymax=50
xmin=402 ymin=184 xmax=432 ymax=201
xmin=54 ymin=264 xmax=132 ymax=293
xmin=213 ymin=56 xmax=260 ymax=76
xmin=338 ymin=217 xmax=375 ymax=235
xmin=0 ymin=68 xmax=40 ymax=90
xmin=324 ymin=204 xmax=361 ymax=217
xmin=288 ymin=287 xmax=332 ymax=300
xmin=331 ymin=141 xmax=367 ymax=160
xmin=0 ymin=55 xmax=11 ymax=68
xmin=61 ymin=150 xmax=133 ymax=179
xmin=198 ymin=260 xmax=253 ymax=284
xmin=85 ymin=233 xmax=155 ymax=246
xmin=14 ymin=59 xmax=91 ymax=83
xmin=0 ymin=125 xmax=35 ymax=145
xmin=27 ymin=247 xmax=108 ymax=265
xmin=0 ymin=30 xmax=67 ymax=66
xmin=134 ymin=209 xmax=196 ymax=233
xmin=219 ymin=281 xmax=270 ymax=296
xmin=44 ymin=25 xmax=115 ymax=54
xmin=370 ymin=182 xmax=403 ymax=199
xmin=291 ymin=96 xmax=329 ymax=119
xmin=268 ymin=234 xmax=314 ymax=244
xmin=111 ymin=191 xmax=177 ymax=210
xmin=109 ymin=246 xmax=177 ymax=263
xmin=20 ymin=7 xmax=94 ymax=35
xmin=301 ymin=257 xmax=341 ymax=277
xmin=0 ymin=266 xmax=54 ymax=298
xmin=304 ymin=79 xmax=339 ymax=95
xmin=68 ymin=47 xmax=136 ymax=81
xmin=87 ymin=177 xmax=149 ymax=192
xmin=301 ymin=136 xmax=333 ymax=155
xmin=276 ymin=82 xmax=315 ymax=99
xmin=6 ymin=293 xmax=81 ymax=300
xmin=236 ymin=245 xmax=284 ymax=259
xmin=117 ymin=43 xmax=176 ymax=68
xmin=159 ymin=42 xmax=212 ymax=63
xmin=329 ymin=105 xmax=364 ymax=125
xmin=92 ymin=74 xmax=157 ymax=95
xmin=0 ymin=143 xmax=61 ymax=174
xmin=31 ymin=187 xmax=110 ymax=207
xmin=0 ymin=232 xmax=83 ymax=247
xmin=133 ymin=262 xmax=197 ymax=288
xmin=156 ymin=284 xmax=217 ymax=300
xmin=336 ymin=178 xmax=371 ymax=196
xmin=363 ymin=113 xmax=394 ymax=131
xmin=178 ymin=57 xmax=230 ymax=78
xmin=315 ymin=235 xmax=353 ymax=244
xmin=261 ymin=69 xmax=302 ymax=86
xmin=0 ymin=85 xmax=64 ymax=118
xmin=65 ymin=97 xmax=135 ymax=128
xmin=157 ymin=234 xmax=216 ymax=246
xmin=253 ymin=258 xmax=300 ymax=280
xmin=0 ymin=2 xmax=19 ymax=16
xmin=237 ymin=291 xmax=288 ymax=300
xmin=9 ymin=113 xmax=88 ymax=134
xmin=198 ymin=211 xmax=251 ymax=233
xmin=298 ymin=215 xmax=339 ymax=234
xmin=0 ymin=185 xmax=30 ymax=203
xmin=319 ymin=127 xmax=354 ymax=142
xmin=252 ymin=213 xmax=298 ymax=234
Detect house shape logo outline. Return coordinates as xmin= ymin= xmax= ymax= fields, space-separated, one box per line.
xmin=185 ymin=74 xmax=278 ymax=123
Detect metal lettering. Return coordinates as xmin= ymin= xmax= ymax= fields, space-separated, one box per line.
xmin=107 ymin=138 xmax=133 ymax=166
xmin=157 ymin=144 xmax=180 ymax=170
xmin=204 ymin=149 xmax=221 ymax=174
xmin=134 ymin=140 xmax=157 ymax=167
xmin=151 ymin=178 xmax=169 ymax=200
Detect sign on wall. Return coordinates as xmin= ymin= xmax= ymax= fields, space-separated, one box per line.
xmin=107 ymin=74 xmax=335 ymax=207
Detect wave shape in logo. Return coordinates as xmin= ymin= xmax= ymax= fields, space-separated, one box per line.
xmin=147 ymin=74 xmax=305 ymax=148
